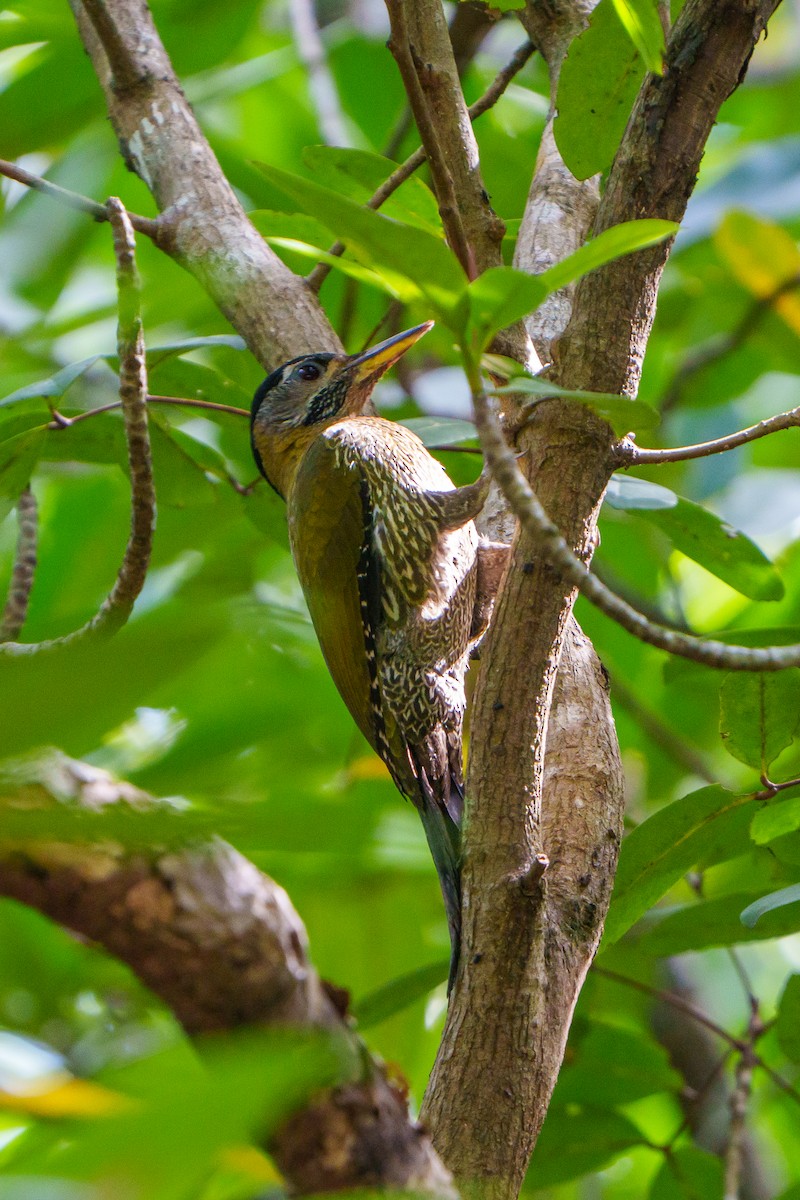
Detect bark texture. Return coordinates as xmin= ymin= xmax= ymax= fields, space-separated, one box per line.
xmin=419 ymin=1 xmax=782 ymax=1195
xmin=69 ymin=0 xmax=339 ymax=369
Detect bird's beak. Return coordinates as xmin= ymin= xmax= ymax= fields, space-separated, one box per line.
xmin=346 ymin=321 xmax=434 ymax=384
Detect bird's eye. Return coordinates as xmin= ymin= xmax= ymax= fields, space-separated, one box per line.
xmin=297 ymin=362 xmax=321 ymax=382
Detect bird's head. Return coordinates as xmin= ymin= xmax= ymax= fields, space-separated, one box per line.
xmin=251 ymin=321 xmax=433 ymax=497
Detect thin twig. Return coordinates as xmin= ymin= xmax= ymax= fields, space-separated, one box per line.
xmin=0 ymin=488 xmax=38 ymax=643
xmin=616 ymin=405 xmax=800 ymax=466
xmin=49 ymin=393 xmax=250 ymax=429
xmin=666 ymin=1047 xmax=735 ymax=1149
xmin=306 ymin=40 xmax=534 ymax=292
xmin=470 ymin=377 xmax=800 ymax=671
xmin=0 ymin=158 xmax=159 ymax=241
xmin=593 ymin=965 xmax=746 ymax=1049
xmin=0 ymin=200 xmax=156 ymax=657
xmin=593 ymin=967 xmax=800 ymax=1111
xmin=289 ymin=0 xmax=351 ymax=147
xmin=724 ymin=1012 xmax=760 ymax=1200
xmin=662 ymin=273 xmax=800 ymax=412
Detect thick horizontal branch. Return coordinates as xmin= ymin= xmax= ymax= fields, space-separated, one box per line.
xmin=0 ymin=752 xmax=455 ymax=1194
xmin=617 ymin=404 xmax=800 ymax=466
xmin=472 ymin=382 xmax=800 ymax=672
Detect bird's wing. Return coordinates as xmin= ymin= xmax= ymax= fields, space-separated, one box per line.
xmin=288 ymin=429 xmax=383 ymax=755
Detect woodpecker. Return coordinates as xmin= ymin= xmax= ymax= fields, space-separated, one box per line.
xmin=250 ymin=323 xmax=490 ymax=991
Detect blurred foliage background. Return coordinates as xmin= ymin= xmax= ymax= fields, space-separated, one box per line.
xmin=1 ymin=0 xmax=800 ymax=1197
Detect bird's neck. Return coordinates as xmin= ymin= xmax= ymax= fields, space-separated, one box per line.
xmin=253 ymin=426 xmax=320 ymax=499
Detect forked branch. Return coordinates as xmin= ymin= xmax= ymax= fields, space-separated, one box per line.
xmin=471 ymin=379 xmax=800 ymax=672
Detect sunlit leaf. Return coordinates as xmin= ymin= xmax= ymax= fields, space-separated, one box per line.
xmin=497 ymin=379 xmax=659 ymax=436
xmin=399 ymin=417 xmax=478 ymax=448
xmin=611 ymin=0 xmax=665 ymax=75
xmin=605 ymin=474 xmax=677 ymax=509
xmin=540 ymin=220 xmax=677 ymax=292
xmin=252 ymin=161 xmax=468 ymax=329
xmin=715 ymin=211 xmax=800 ymax=337
xmin=301 ymin=146 xmax=442 ymax=233
xmin=635 ymin=496 xmax=784 ymax=601
xmin=751 ymin=788 xmax=800 ymax=845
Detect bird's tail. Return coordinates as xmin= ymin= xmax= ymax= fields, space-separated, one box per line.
xmin=414 ymin=761 xmax=463 ymax=995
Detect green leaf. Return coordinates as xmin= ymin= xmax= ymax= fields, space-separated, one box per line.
xmin=635 ymin=497 xmax=784 ymax=601
xmin=602 ymin=787 xmax=758 ymax=947
xmin=465 ymin=267 xmax=547 ymax=349
xmin=605 ymin=474 xmax=677 ymax=509
xmin=776 ymin=974 xmax=800 ymax=1063
xmin=262 ymin=234 xmax=403 ymax=293
xmin=496 ymin=378 xmax=659 ymax=436
xmin=0 ymin=355 xmax=105 ymax=408
xmin=399 ymin=417 xmax=478 ymax=448
xmin=526 ymin=1108 xmax=644 ymax=1186
xmin=253 ymin=160 xmax=467 ymax=329
xmin=751 ymin=789 xmax=800 ymax=845
xmin=740 ymin=883 xmax=800 ymax=929
xmin=250 ymin=208 xmax=334 ymax=247
xmin=0 ymin=430 xmax=46 ymax=523
xmin=301 ymin=145 xmax=442 ymax=233
xmin=719 ymin=671 xmax=800 ymax=770
xmin=636 ymin=889 xmax=800 ymax=953
xmin=649 ymin=1147 xmax=724 ymax=1200
xmin=554 ymin=1024 xmax=680 ymax=1105
xmin=354 ymin=961 xmax=448 ymax=1029
xmin=539 ymin=220 xmax=677 ymax=292
xmin=611 ymin=0 xmax=665 ymax=75
xmin=555 ymin=0 xmax=646 ymax=179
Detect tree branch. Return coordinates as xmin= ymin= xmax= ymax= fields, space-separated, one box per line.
xmin=0 ymin=157 xmax=159 ymax=239
xmin=616 ymin=404 xmax=800 ymax=466
xmin=385 ymin=0 xmax=501 ymax=280
xmin=473 ymin=381 xmax=800 ymax=672
xmin=0 ymin=752 xmax=455 ymax=1194
xmin=306 ymin=38 xmax=535 ymax=293
xmin=555 ymin=0 xmax=782 ymax=396
xmin=289 ymin=0 xmax=351 ymax=147
xmin=0 ymin=488 xmax=38 ymax=644
xmin=0 ymin=200 xmax=155 ymax=657
xmin=68 ymin=0 xmax=339 ymax=369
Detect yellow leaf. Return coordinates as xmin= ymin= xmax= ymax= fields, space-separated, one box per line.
xmin=346 ymin=754 xmax=391 ymax=783
xmin=219 ymin=1144 xmax=282 ymax=1182
xmin=0 ymin=1075 xmax=134 ymax=1118
xmin=715 ymin=211 xmax=800 ymax=336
